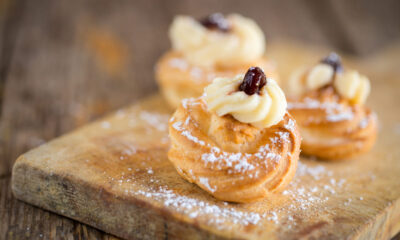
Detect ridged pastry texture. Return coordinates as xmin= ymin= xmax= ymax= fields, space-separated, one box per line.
xmin=168 ymin=97 xmax=301 ymax=203
xmin=288 ymin=86 xmax=377 ymax=160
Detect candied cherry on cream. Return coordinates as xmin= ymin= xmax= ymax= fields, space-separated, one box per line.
xmin=320 ymin=52 xmax=343 ymax=73
xmin=239 ymin=67 xmax=267 ymax=95
xmin=200 ymin=13 xmax=231 ymax=32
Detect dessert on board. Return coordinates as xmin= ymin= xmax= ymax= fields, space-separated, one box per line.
xmin=168 ymin=67 xmax=301 ymax=202
xmin=156 ymin=13 xmax=278 ymax=108
xmin=287 ymin=53 xmax=377 ymax=160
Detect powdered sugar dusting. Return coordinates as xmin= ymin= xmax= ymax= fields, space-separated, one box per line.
xmin=181 ymin=97 xmax=202 ymax=110
xmin=71 ymin=96 xmax=386 ymax=235
xmin=326 ymin=111 xmax=354 ymax=122
xmin=169 ymin=58 xmax=188 ymax=70
xmin=288 ymin=97 xmax=354 ymax=122
xmin=196 ymin=125 xmax=292 ymax=175
xmin=125 ymin=185 xmax=263 ymax=228
xmin=190 ymin=67 xmax=203 ymax=80
xmin=139 ymin=111 xmax=169 ymax=131
xmin=296 ymin=161 xmax=333 ymax=180
xmin=359 ymin=116 xmax=370 ymax=129
xmin=172 ymin=121 xmax=206 ymax=146
xmin=200 ymin=142 xmax=283 ymax=175
xmin=284 ymin=118 xmax=296 ymax=132
xmin=171 ymin=102 xmax=290 ymax=174
xmin=201 ymin=151 xmax=255 ymax=172
xmin=278 ymin=161 xmax=347 ymax=215
xmin=118 ymin=159 xmax=349 ymax=230
xmin=198 ymin=177 xmax=217 ymax=193
xmin=101 ymin=121 xmax=111 ymax=129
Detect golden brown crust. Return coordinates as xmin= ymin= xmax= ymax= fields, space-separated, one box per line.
xmin=168 ymin=98 xmax=301 ymax=203
xmin=155 ymin=51 xmax=278 ymax=109
xmin=288 ymin=86 xmax=378 ymax=160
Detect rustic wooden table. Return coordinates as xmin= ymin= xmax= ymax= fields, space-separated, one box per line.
xmin=1 ymin=0 xmax=399 ymax=239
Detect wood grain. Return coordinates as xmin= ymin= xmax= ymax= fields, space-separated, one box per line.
xmin=1 ymin=0 xmax=400 ymax=238
xmin=0 ymin=177 xmax=120 ymax=239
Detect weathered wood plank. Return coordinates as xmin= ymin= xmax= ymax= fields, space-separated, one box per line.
xmin=0 ymin=176 xmax=120 ymax=240
xmin=1 ymin=0 xmax=400 ymax=238
xmin=10 ymin=90 xmax=400 ymax=239
xmin=2 ymin=0 xmax=400 ymax=182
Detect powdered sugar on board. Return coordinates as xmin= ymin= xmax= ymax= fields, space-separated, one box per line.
xmin=104 ymin=136 xmax=355 ymax=232
xmin=106 ymin=107 xmax=170 ymax=134
xmin=107 ymin=167 xmax=266 ymax=229
xmin=133 ymin=186 xmax=263 ymax=226
xmin=138 ymin=111 xmax=169 ymax=132
xmin=103 ymin=156 xmax=357 ymax=231
xmin=96 ymin=99 xmax=367 ymax=232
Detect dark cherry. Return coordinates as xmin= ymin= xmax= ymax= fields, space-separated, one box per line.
xmin=239 ymin=67 xmax=267 ymax=95
xmin=320 ymin=52 xmax=343 ymax=73
xmin=200 ymin=13 xmax=231 ymax=32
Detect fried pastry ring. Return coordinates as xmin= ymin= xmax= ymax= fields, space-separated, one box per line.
xmin=155 ymin=13 xmax=278 ymax=109
xmin=288 ymin=86 xmax=377 ymax=160
xmin=287 ymin=53 xmax=377 ymax=160
xmin=168 ymin=97 xmax=301 ymax=203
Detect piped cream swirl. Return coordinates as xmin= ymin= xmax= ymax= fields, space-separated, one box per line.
xmin=306 ymin=64 xmax=334 ymax=90
xmin=288 ymin=63 xmax=371 ymax=105
xmin=169 ymin=14 xmax=265 ymax=68
xmin=334 ymin=70 xmax=370 ymax=105
xmin=204 ymin=74 xmax=287 ymax=128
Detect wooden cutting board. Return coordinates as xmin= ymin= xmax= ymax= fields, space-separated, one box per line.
xmin=11 ymin=42 xmax=400 ymax=239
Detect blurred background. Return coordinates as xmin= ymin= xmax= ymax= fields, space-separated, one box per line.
xmin=0 ymin=0 xmax=400 ymax=238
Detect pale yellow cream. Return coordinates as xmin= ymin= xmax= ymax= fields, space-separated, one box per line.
xmin=288 ymin=64 xmax=333 ymax=97
xmin=306 ymin=64 xmax=334 ymax=91
xmin=334 ymin=70 xmax=370 ymax=105
xmin=204 ymin=74 xmax=287 ymax=128
xmin=169 ymin=14 xmax=265 ymax=68
xmin=289 ymin=64 xmax=370 ymax=105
